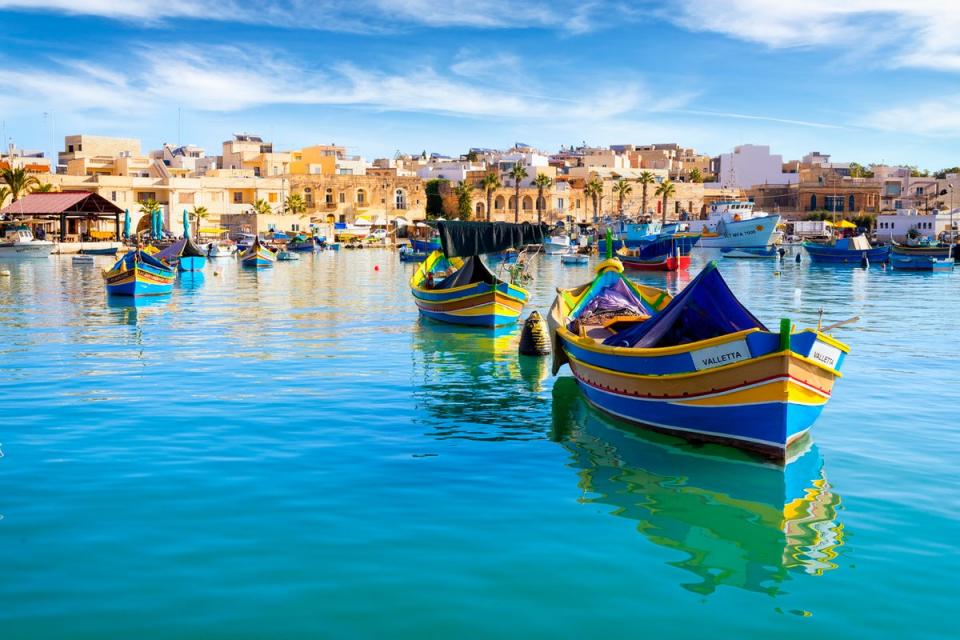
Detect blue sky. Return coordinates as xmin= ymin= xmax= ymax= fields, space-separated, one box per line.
xmin=1 ymin=1 xmax=959 ymax=169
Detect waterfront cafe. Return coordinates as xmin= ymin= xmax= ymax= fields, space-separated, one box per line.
xmin=0 ymin=191 xmax=124 ymax=242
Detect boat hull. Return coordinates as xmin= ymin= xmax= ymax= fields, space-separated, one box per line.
xmin=104 ymin=264 xmax=175 ymax=296
xmin=559 ymin=335 xmax=841 ymax=461
xmin=805 ymin=244 xmax=890 ymax=263
xmin=413 ymin=284 xmax=528 ymax=327
xmin=560 ymin=254 xmax=588 ymax=265
xmin=699 ymin=216 xmax=781 ymax=248
xmin=621 ymin=254 xmax=689 ymax=271
xmin=0 ymin=242 xmax=55 ymax=258
xmin=178 ymin=256 xmax=206 ymax=272
xmin=411 ymin=239 xmax=442 ymax=253
xmin=721 ymin=246 xmax=777 ymax=259
xmin=240 ymin=245 xmax=276 ymax=267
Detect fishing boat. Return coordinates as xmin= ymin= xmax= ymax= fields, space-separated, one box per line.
xmin=277 ymin=250 xmax=299 ymax=261
xmin=78 ymin=245 xmax=121 ymax=256
xmin=721 ymin=246 xmax=778 ymax=259
xmin=804 ymin=234 xmax=889 ymax=264
xmin=207 ymin=242 xmax=236 ymax=258
xmin=239 ymin=237 xmax=276 ymax=267
xmin=410 ymin=221 xmax=545 ymax=327
xmin=399 ymin=245 xmax=428 ymax=262
xmin=548 ymin=242 xmax=850 ymax=461
xmin=619 ymin=247 xmax=688 ymax=271
xmin=154 ymin=236 xmax=207 ymax=272
xmin=544 ymin=234 xmax=572 ymax=255
xmin=560 ymin=251 xmax=588 ymax=265
xmin=411 ymin=237 xmax=442 ymax=253
xmin=0 ymin=225 xmax=54 ymax=258
xmin=890 ymin=242 xmax=957 ymax=270
xmin=287 ymin=235 xmax=318 ymax=252
xmin=693 ymin=201 xmax=782 ymax=249
xmin=103 ymin=249 xmax=176 ymax=296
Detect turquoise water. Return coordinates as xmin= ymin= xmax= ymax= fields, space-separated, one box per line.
xmin=0 ymin=250 xmax=957 ymax=638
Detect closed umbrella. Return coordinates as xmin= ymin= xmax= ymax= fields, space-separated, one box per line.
xmin=182 ymin=209 xmax=190 ymax=239
xmin=123 ymin=209 xmax=130 ymax=239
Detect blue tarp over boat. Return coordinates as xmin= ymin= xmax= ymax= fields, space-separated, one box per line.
xmin=604 ymin=262 xmax=767 ymax=348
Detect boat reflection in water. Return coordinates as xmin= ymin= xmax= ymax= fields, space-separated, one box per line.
xmin=551 ymin=377 xmax=844 ymax=596
xmin=106 ymin=293 xmax=172 ymax=327
xmin=411 ymin=320 xmax=550 ymax=440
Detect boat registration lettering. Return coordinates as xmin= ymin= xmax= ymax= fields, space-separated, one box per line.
xmin=809 ymin=341 xmax=842 ymax=369
xmin=691 ymin=339 xmax=751 ymax=371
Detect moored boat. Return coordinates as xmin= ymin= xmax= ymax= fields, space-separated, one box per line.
xmin=560 ymin=251 xmax=588 ymax=265
xmin=399 ymin=245 xmax=428 ymax=262
xmin=544 ymin=234 xmax=571 ymax=255
xmin=277 ymin=250 xmax=299 ymax=261
xmin=548 ymin=251 xmax=850 ymax=462
xmin=804 ymin=235 xmax=889 ymax=264
xmin=239 ymin=237 xmax=277 ymax=267
xmin=155 ymin=236 xmax=208 ymax=272
xmin=411 ymin=237 xmax=442 ymax=253
xmin=890 ymin=242 xmax=957 ymax=270
xmin=207 ymin=242 xmax=236 ymax=258
xmin=0 ymin=225 xmax=54 ymax=258
xmin=693 ymin=201 xmax=782 ymax=249
xmin=103 ymin=249 xmax=176 ymax=296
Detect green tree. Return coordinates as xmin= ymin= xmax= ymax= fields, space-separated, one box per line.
xmin=638 ymin=171 xmax=656 ymax=216
xmin=612 ymin=178 xmax=632 ymax=216
xmin=251 ymin=199 xmax=272 ymax=215
xmin=465 ymin=150 xmax=479 ymax=162
xmin=32 ymin=182 xmax=55 ymax=192
xmin=0 ymin=167 xmax=40 ymax=202
xmin=584 ymin=178 xmax=603 ymax=221
xmin=192 ymin=206 xmax=209 ymax=239
xmin=933 ymin=167 xmax=960 ymax=179
xmin=284 ymin=193 xmax=306 ymax=215
xmin=480 ymin=172 xmax=500 ymax=222
xmin=533 ymin=173 xmax=554 ymax=225
xmin=0 ymin=186 xmax=9 ymax=208
xmin=138 ymin=198 xmax=160 ymax=237
xmin=508 ymin=164 xmax=529 ymax=223
xmin=654 ymin=179 xmax=676 ymax=224
xmin=688 ymin=168 xmax=703 ymax=183
xmin=453 ymin=181 xmax=474 ymax=220
xmin=425 ymin=178 xmax=448 ymax=219
xmin=848 ymin=162 xmax=874 ymax=178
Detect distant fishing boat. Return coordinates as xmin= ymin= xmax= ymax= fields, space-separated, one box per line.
xmin=560 ymin=251 xmax=588 ymax=265
xmin=207 ymin=242 xmax=236 ymax=258
xmin=276 ymin=250 xmax=299 ymax=261
xmin=78 ymin=245 xmax=120 ymax=256
xmin=103 ymin=249 xmax=176 ymax=296
xmin=411 ymin=237 xmax=442 ymax=253
xmin=0 ymin=225 xmax=54 ymax=258
xmin=239 ymin=237 xmax=276 ymax=267
xmin=287 ymin=235 xmax=318 ymax=252
xmin=548 ymin=241 xmax=850 ymax=461
xmin=155 ymin=237 xmax=207 ymax=272
xmin=619 ymin=240 xmax=688 ymax=271
xmin=721 ymin=246 xmax=778 ymax=259
xmin=804 ymin=235 xmax=889 ymax=264
xmin=399 ymin=245 xmax=428 ymax=262
xmin=410 ymin=221 xmax=544 ymax=327
xmin=544 ymin=234 xmax=571 ymax=255
xmin=890 ymin=242 xmax=957 ymax=270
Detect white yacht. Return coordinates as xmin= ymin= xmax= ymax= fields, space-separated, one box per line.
xmin=543 ymin=234 xmax=571 ymax=255
xmin=0 ymin=225 xmax=55 ymax=258
xmin=690 ymin=201 xmax=782 ymax=248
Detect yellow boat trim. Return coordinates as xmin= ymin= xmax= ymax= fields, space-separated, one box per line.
xmin=799 ymin=328 xmax=850 ymax=353
xmin=412 ymin=286 xmax=526 ymax=305
xmin=559 ymin=326 xmax=763 ymax=357
xmin=676 ymin=378 xmax=828 ymax=407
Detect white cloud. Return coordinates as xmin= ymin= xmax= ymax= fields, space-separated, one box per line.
xmin=0 ymin=0 xmax=627 ymax=33
xmin=669 ymin=0 xmax=960 ymax=73
xmin=865 ymin=95 xmax=960 ymax=137
xmin=677 ymin=109 xmax=846 ymax=130
xmin=0 ymin=47 xmax=686 ymax=123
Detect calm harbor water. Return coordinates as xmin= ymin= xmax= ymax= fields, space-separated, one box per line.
xmin=0 ymin=249 xmax=957 ymax=638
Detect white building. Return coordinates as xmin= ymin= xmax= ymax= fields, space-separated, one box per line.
xmin=876 ymin=209 xmax=959 ymax=242
xmin=416 ymin=161 xmax=485 ymax=182
xmin=716 ymin=144 xmax=799 ymax=189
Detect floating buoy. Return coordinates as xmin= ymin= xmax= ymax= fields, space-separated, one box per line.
xmin=778 ymin=247 xmax=786 ymax=258
xmin=860 ymin=253 xmax=870 ymax=269
xmin=774 ymin=271 xmax=781 ymax=277
xmin=374 ymin=265 xmax=380 ymax=271
xmin=0 ymin=269 xmax=10 ymax=277
xmin=795 ymin=253 xmax=802 ymax=263
xmin=518 ymin=310 xmax=551 ymax=356
xmin=214 ymin=271 xmax=220 ymax=276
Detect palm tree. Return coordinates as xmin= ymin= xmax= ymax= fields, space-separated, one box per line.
xmin=584 ymin=178 xmax=603 ymax=222
xmin=32 ymin=182 xmax=55 ymax=193
xmin=251 ymin=199 xmax=272 ymax=216
xmin=453 ymin=181 xmax=474 ymax=220
xmin=508 ymin=164 xmax=528 ymax=223
xmin=533 ymin=173 xmax=553 ymax=225
xmin=0 ymin=186 xmax=9 ymax=209
xmin=655 ymin=179 xmax=676 ymax=225
xmin=192 ymin=205 xmax=209 ymax=239
xmin=480 ymin=172 xmax=500 ymax=222
xmin=138 ymin=198 xmax=160 ymax=238
xmin=612 ymin=179 xmax=632 ymax=217
xmin=638 ymin=171 xmax=655 ymax=216
xmin=1 ymin=167 xmax=40 ymax=202
xmin=284 ymin=193 xmax=306 ymax=216
xmin=688 ymin=168 xmax=703 ymax=183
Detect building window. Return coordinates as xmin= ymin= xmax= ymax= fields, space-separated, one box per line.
xmin=339 ymin=192 xmax=345 ymax=204
xmin=268 ymin=193 xmax=277 ymax=203
xmin=111 ymin=191 xmax=117 ymax=201
xmin=849 ymin=194 xmax=855 ymax=211
xmin=253 ymin=167 xmax=261 ymax=177
xmin=356 ymin=189 xmax=366 ymax=204
xmin=68 ymin=144 xmax=74 ymax=152
xmin=809 ymin=194 xmax=817 ymax=210
xmin=325 ymin=188 xmax=334 ymax=205
xmin=304 ymin=188 xmax=313 ymax=207
xmin=291 ymin=224 xmax=299 ymax=231
xmin=233 ymin=192 xmax=243 ymax=204
xmin=137 ymin=192 xmax=157 ymax=202
xmin=395 ymin=189 xmax=406 ymax=209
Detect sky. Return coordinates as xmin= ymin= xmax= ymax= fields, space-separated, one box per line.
xmin=1 ymin=0 xmax=960 ymax=169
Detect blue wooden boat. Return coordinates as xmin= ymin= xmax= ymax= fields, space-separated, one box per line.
xmin=287 ymin=235 xmax=318 ymax=252
xmin=721 ymin=246 xmax=778 ymax=259
xmin=239 ymin=237 xmax=276 ymax=267
xmin=154 ymin=237 xmax=207 ymax=272
xmin=890 ymin=243 xmax=958 ymax=270
xmin=560 ymin=251 xmax=588 ymax=265
xmin=103 ymin=249 xmax=176 ymax=296
xmin=399 ymin=245 xmax=428 ymax=262
xmin=411 ymin=237 xmax=442 ymax=253
xmin=277 ymin=250 xmax=299 ymax=261
xmin=804 ymin=235 xmax=889 ymax=264
xmin=78 ymin=245 xmax=120 ymax=256
xmin=548 ymin=253 xmax=850 ymax=462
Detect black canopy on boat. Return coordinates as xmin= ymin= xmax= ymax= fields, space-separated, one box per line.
xmin=155 ymin=236 xmax=207 ymax=261
xmin=437 ymin=221 xmax=548 ymax=258
xmin=433 ymin=256 xmax=499 ymax=289
xmin=603 ymin=262 xmax=767 ymax=348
